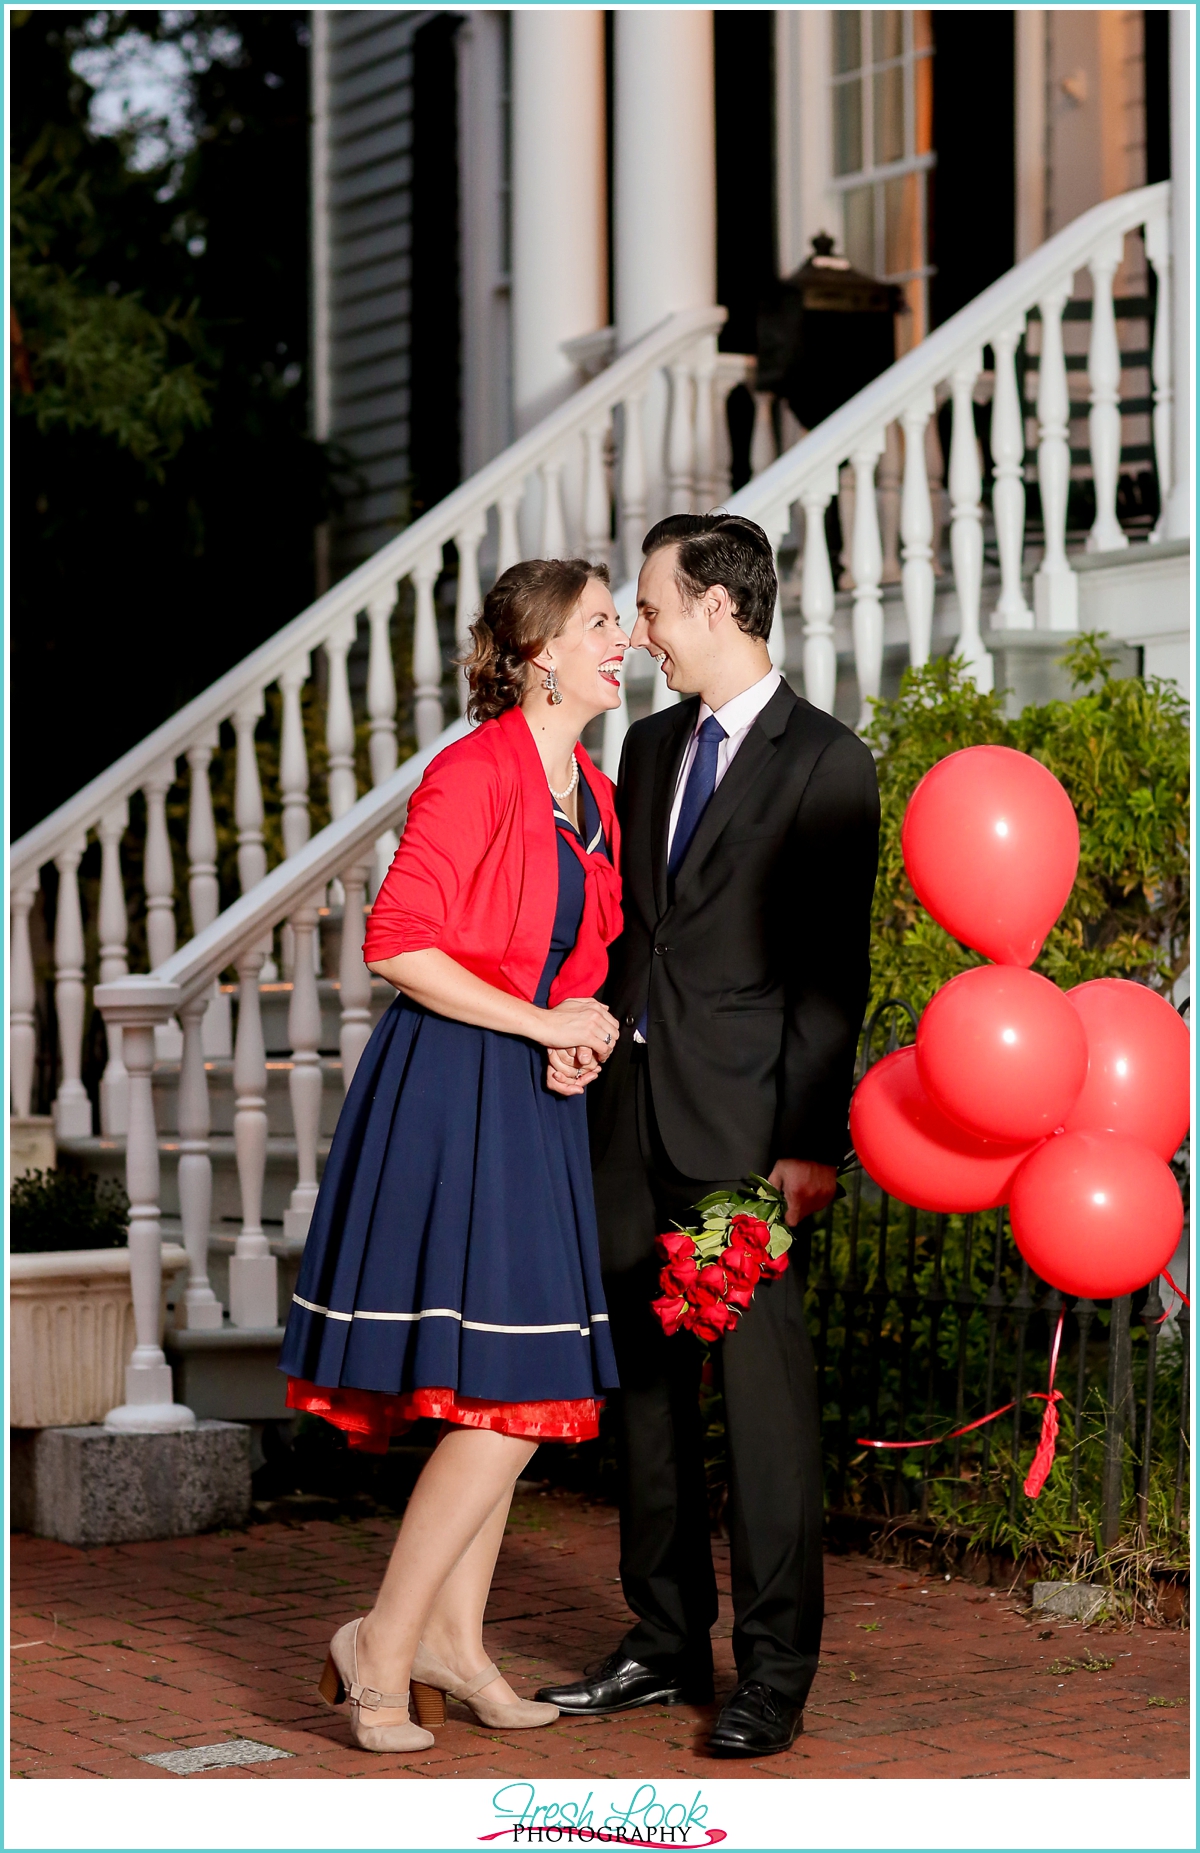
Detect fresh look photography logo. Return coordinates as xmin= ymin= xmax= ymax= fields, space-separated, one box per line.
xmin=479 ymin=1784 xmax=727 ymax=1846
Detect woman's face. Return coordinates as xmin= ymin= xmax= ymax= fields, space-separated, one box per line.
xmin=535 ymin=580 xmax=629 ymax=718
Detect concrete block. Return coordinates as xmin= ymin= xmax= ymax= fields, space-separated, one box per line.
xmin=1031 ymin=1580 xmax=1110 ymax=1623
xmin=10 ymin=1421 xmax=251 ymax=1545
xmin=166 ymin=1326 xmax=289 ymax=1421
xmin=10 ymin=1116 xmax=56 ymax=1178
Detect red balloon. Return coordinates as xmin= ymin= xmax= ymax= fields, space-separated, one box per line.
xmin=850 ymin=1047 xmax=1036 ymax=1213
xmin=902 ymin=745 xmax=1080 ymax=965
xmin=917 ymin=964 xmax=1089 ymax=1145
xmin=1062 ymin=978 xmax=1191 ymax=1161
xmin=1009 ymin=1130 xmax=1183 ymax=1299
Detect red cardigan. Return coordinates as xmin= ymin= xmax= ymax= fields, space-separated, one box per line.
xmin=363 ymin=705 xmax=623 ymax=1007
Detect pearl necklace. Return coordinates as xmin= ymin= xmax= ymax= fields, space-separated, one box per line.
xmin=548 ymin=760 xmax=580 ymax=804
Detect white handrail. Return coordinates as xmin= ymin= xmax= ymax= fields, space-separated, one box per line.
xmin=12 ymin=304 xmax=727 ymax=888
xmin=150 ymin=717 xmax=472 ymax=1006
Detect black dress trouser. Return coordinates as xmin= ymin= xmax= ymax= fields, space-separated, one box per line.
xmin=592 ymin=1048 xmax=825 ymax=1706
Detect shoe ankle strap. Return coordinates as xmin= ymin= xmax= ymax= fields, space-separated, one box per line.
xmin=449 ymin=1661 xmax=501 ymax=1702
xmin=349 ymin=1679 xmax=410 ymax=1712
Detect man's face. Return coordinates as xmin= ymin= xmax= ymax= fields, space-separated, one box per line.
xmin=631 ymin=544 xmax=710 ymax=695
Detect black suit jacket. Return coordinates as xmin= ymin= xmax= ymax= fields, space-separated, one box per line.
xmin=590 ymin=680 xmax=880 ymax=1182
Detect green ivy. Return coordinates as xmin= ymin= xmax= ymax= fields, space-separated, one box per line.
xmin=863 ymin=639 xmax=1190 ymax=1016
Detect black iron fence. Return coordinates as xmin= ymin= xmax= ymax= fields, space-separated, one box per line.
xmin=792 ymin=1000 xmax=1190 ymax=1560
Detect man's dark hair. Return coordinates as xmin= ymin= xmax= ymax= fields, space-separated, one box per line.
xmin=641 ymin=512 xmax=777 ymax=640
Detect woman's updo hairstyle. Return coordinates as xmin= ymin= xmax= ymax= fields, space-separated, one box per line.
xmin=463 ymin=557 xmax=610 ymax=724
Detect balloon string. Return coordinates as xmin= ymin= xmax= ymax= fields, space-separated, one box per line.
xmin=1155 ymin=1267 xmax=1191 ymax=1325
xmin=857 ymin=1311 xmax=1066 ymax=1503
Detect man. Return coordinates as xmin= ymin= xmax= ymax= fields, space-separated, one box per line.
xmin=537 ymin=514 xmax=880 ymax=1756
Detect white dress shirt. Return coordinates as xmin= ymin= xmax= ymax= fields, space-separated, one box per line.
xmin=666 ymin=668 xmax=782 ymax=859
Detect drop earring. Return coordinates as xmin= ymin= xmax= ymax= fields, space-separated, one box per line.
xmin=542 ymin=666 xmax=562 ymax=705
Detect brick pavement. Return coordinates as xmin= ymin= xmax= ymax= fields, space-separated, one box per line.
xmin=10 ymin=1490 xmax=1190 ymax=1780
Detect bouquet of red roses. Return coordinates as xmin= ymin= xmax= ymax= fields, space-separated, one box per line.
xmin=650 ymin=1176 xmax=793 ymax=1342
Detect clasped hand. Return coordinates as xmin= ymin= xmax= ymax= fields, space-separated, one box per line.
xmin=540 ymin=996 xmax=620 ymax=1097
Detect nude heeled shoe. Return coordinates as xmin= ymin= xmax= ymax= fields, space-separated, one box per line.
xmin=318 ymin=1618 xmax=435 ymax=1753
xmin=410 ymin=1643 xmax=560 ymax=1730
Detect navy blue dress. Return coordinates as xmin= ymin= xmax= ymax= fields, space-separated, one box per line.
xmin=279 ymin=777 xmax=619 ymax=1427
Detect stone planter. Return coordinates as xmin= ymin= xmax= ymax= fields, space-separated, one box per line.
xmin=10 ymin=1244 xmax=187 ymax=1429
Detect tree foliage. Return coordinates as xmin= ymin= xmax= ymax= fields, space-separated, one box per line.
xmin=864 ymin=639 xmax=1190 ymax=1016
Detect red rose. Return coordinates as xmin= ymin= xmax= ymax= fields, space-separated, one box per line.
xmin=721 ymin=1245 xmax=761 ymax=1311
xmin=729 ymin=1214 xmax=771 ymax=1252
xmin=651 ymin=1293 xmax=691 ymax=1337
xmin=660 ymin=1257 xmax=699 ymax=1296
xmin=758 ymin=1249 xmax=790 ymax=1279
xmin=691 ymin=1301 xmax=737 ymax=1343
xmin=695 ymin=1262 xmax=728 ymax=1298
xmin=657 ymin=1231 xmax=697 ymax=1264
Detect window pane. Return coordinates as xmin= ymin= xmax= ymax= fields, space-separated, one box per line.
xmin=912 ymin=9 xmax=933 ymax=54
xmin=874 ymin=63 xmax=904 ymax=165
xmin=833 ymin=79 xmax=863 ymax=176
xmin=833 ymin=12 xmax=862 ymax=75
xmin=914 ymin=47 xmax=933 ymax=155
xmin=844 ymin=185 xmax=875 ymax=274
xmin=872 ymin=10 xmax=904 ymax=63
xmin=884 ymin=171 xmax=921 ymax=278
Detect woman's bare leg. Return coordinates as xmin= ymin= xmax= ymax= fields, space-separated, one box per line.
xmin=352 ymin=1427 xmax=536 ymax=1726
xmin=417 ymin=1483 xmax=526 ymax=1705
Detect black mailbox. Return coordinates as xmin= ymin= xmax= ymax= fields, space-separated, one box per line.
xmin=756 ymin=233 xmax=907 ymax=432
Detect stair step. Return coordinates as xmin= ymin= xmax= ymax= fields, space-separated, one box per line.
xmin=59 ymin=1134 xmax=329 ymax=1227
xmin=152 ymin=1056 xmax=347 ymax=1137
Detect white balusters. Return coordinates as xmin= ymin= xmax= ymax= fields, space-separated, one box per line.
xmin=324 ymin=614 xmax=359 ymax=820
xmin=899 ymin=394 xmax=935 ymax=670
xmin=878 ymin=420 xmax=903 ymax=584
xmin=667 ymin=361 xmax=695 ymax=511
xmin=1144 ymin=210 xmax=1173 ymax=540
xmin=11 ymin=883 xmax=38 ymax=1120
xmin=52 ymin=834 xmax=91 ymax=1139
xmin=760 ymin=505 xmax=791 ymax=671
xmin=339 ymin=860 xmax=374 ymax=1093
xmin=581 ymin=418 xmax=612 ymax=567
xmin=96 ymin=978 xmax=194 ymax=1429
xmin=234 ymin=692 xmax=276 ymax=978
xmin=284 ymin=902 xmax=322 ymax=1244
xmin=228 ymin=946 xmax=277 ymax=1328
xmin=279 ymin=653 xmax=312 ymax=859
xmin=991 ymin=320 xmax=1034 ymax=625
xmin=926 ymin=408 xmax=949 ymax=575
xmin=366 ymin=590 xmax=402 ymax=894
xmin=412 ymin=548 xmax=445 ymax=751
xmin=186 ymin=731 xmax=231 ymax=1056
xmin=1032 ymin=285 xmax=1079 ymax=630
xmin=97 ymin=801 xmax=130 ymax=1135
xmin=800 ymin=471 xmax=838 ymax=714
xmin=619 ymin=388 xmax=647 ymax=581
xmin=1086 ymin=232 xmax=1129 ymax=553
xmin=497 ymin=488 xmax=523 ymax=575
xmin=539 ymin=458 xmax=568 ymax=556
xmin=177 ymin=990 xmax=222 ymax=1330
xmin=693 ymin=339 xmax=718 ymax=511
xmin=948 ymin=353 xmax=994 ymax=690
xmin=750 ymin=391 xmax=777 ymax=479
xmin=850 ymin=431 xmax=886 ymax=732
xmin=453 ymin=522 xmax=485 ymax=714
xmin=143 ymin=763 xmax=178 ymax=972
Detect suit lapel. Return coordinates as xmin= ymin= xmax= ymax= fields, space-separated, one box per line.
xmin=650 ymin=700 xmax=698 ymax=917
xmin=670 ymin=683 xmax=799 ymax=892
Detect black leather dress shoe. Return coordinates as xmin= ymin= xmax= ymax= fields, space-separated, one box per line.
xmin=535 ymin=1650 xmax=712 ymax=1715
xmin=707 ymin=1680 xmax=803 ymax=1757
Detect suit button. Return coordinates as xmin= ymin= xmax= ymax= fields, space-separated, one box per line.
xmin=653 ymin=943 xmax=667 ymax=955
xmin=624 ymin=1015 xmax=636 ymax=1027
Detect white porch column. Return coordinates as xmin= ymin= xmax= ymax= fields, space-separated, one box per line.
xmin=615 ymin=9 xmax=716 ymax=533
xmin=1164 ymin=10 xmax=1191 ymax=539
xmin=511 ymin=10 xmax=607 ymax=436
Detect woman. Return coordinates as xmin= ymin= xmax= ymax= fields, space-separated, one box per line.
xmin=279 ymin=557 xmax=628 ymax=1753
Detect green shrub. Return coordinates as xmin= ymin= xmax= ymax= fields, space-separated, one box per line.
xmin=864 ymin=638 xmax=1190 ymax=1015
xmin=10 ymin=1168 xmax=129 ymax=1254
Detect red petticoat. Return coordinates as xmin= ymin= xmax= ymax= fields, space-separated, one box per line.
xmin=285 ymin=1378 xmax=602 ymax=1453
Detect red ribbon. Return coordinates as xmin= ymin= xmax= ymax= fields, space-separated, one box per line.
xmin=857 ymin=1311 xmax=1066 ymax=1501
xmin=1155 ymin=1267 xmax=1191 ymax=1324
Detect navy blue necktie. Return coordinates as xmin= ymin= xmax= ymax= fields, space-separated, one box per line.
xmin=637 ymin=715 xmax=726 ymax=1040
xmin=669 ymin=714 xmax=727 ymax=876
